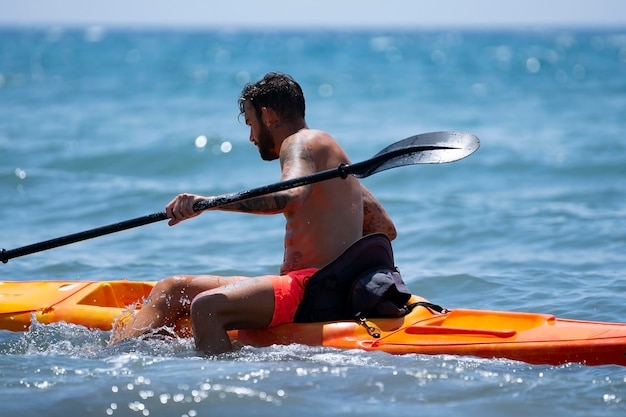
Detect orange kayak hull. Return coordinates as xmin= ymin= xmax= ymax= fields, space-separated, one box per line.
xmin=1 ymin=280 xmax=625 ymax=366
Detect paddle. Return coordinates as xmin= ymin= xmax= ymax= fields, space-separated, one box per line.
xmin=1 ymin=131 xmax=479 ymax=264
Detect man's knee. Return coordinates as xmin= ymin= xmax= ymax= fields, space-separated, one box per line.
xmin=152 ymin=275 xmax=188 ymax=294
xmin=190 ymin=292 xmax=228 ymax=324
xmin=148 ymin=275 xmax=195 ymax=309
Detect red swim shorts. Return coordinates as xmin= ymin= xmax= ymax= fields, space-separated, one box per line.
xmin=269 ymin=268 xmax=318 ymax=327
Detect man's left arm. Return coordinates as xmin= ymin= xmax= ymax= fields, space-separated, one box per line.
xmin=362 ymin=185 xmax=397 ymax=240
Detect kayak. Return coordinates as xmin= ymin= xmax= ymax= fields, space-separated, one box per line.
xmin=1 ymin=279 xmax=626 ymax=366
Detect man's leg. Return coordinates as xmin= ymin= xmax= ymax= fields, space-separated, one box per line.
xmin=110 ymin=274 xmax=245 ymax=343
xmin=191 ymin=275 xmax=275 ymax=354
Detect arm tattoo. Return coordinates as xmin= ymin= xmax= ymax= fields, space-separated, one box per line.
xmin=362 ymin=185 xmax=397 ymax=239
xmin=224 ymin=193 xmax=289 ymax=214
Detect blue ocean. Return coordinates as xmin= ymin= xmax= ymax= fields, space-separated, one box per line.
xmin=1 ymin=27 xmax=626 ymax=416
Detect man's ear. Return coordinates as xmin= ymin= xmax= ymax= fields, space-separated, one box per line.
xmin=261 ymin=107 xmax=279 ymax=127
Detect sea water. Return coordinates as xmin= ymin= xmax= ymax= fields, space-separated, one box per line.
xmin=1 ymin=27 xmax=625 ymax=416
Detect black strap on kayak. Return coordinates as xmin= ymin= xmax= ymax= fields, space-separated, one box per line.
xmin=355 ymin=301 xmax=449 ymax=339
xmin=405 ymin=301 xmax=449 ymax=315
xmin=356 ymin=316 xmax=382 ymax=338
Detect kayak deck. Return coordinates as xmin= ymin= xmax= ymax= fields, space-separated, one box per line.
xmin=1 ymin=280 xmax=625 ymax=366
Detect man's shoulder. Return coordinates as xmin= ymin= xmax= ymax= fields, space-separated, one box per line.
xmin=282 ymin=129 xmax=347 ymax=166
xmin=295 ymin=128 xmax=334 ymax=142
xmin=304 ymin=129 xmax=344 ymax=151
xmin=284 ymin=129 xmax=340 ymax=153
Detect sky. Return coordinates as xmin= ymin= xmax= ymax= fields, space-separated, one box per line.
xmin=1 ymin=0 xmax=625 ymax=29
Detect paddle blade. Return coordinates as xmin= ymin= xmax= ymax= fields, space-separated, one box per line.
xmin=350 ymin=131 xmax=480 ymax=178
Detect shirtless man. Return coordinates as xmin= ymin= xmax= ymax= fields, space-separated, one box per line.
xmin=110 ymin=73 xmax=397 ymax=354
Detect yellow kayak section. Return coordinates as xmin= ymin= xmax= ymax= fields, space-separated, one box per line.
xmin=1 ymin=280 xmax=626 ymax=366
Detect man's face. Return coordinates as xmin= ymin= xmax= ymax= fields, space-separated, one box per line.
xmin=244 ymin=103 xmax=278 ymax=161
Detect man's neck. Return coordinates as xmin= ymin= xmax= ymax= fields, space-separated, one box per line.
xmin=272 ymin=119 xmax=308 ymax=147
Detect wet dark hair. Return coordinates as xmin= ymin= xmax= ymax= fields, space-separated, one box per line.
xmin=238 ymin=72 xmax=305 ymax=121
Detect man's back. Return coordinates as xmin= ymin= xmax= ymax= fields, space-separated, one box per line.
xmin=279 ymin=129 xmax=364 ymax=274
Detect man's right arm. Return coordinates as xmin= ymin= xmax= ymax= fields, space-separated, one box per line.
xmin=362 ymin=185 xmax=397 ymax=240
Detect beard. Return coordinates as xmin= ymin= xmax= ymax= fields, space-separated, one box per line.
xmin=256 ymin=123 xmax=279 ymax=161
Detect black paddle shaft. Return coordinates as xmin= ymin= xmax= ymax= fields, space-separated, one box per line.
xmin=1 ymin=131 xmax=479 ymax=263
